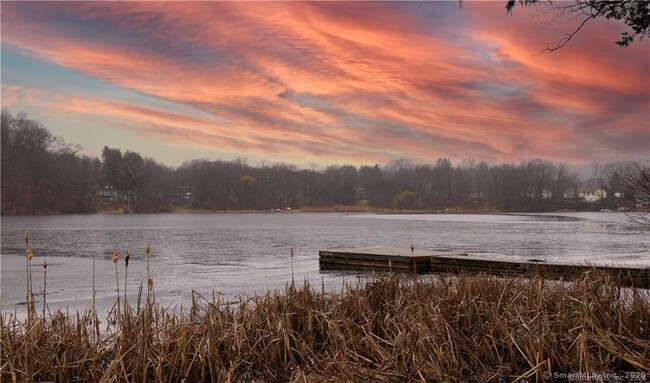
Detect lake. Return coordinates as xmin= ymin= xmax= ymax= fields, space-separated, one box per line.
xmin=1 ymin=212 xmax=648 ymax=315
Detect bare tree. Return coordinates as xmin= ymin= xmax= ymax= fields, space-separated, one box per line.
xmin=505 ymin=0 xmax=650 ymax=51
xmin=624 ymin=161 xmax=650 ymax=229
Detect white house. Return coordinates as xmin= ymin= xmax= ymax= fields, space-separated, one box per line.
xmin=583 ymin=188 xmax=607 ymax=203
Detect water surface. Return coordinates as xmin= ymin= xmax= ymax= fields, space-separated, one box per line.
xmin=1 ymin=212 xmax=648 ymax=315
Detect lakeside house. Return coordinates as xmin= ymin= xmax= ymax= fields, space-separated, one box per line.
xmin=583 ymin=188 xmax=607 ymax=203
xmin=562 ymin=192 xmax=584 ymax=202
xmin=97 ymin=186 xmax=138 ymax=202
xmin=563 ymin=188 xmax=610 ymax=203
xmin=152 ymin=192 xmax=193 ymax=205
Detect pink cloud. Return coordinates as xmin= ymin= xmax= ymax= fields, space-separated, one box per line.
xmin=1 ymin=2 xmax=647 ymax=165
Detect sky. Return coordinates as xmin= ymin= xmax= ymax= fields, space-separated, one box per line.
xmin=1 ymin=1 xmax=648 ymax=168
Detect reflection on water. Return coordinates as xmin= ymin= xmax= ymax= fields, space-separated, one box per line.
xmin=1 ymin=212 xmax=648 ymax=314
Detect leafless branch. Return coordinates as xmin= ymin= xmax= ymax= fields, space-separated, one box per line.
xmin=541 ymin=14 xmax=594 ymax=52
xmin=624 ymin=161 xmax=650 ymax=230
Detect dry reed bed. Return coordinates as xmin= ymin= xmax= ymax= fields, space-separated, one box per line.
xmin=2 ymin=272 xmax=649 ymax=382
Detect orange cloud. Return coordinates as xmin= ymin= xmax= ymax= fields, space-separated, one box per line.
xmin=1 ymin=2 xmax=647 ymax=165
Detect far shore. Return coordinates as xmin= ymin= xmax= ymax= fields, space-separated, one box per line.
xmin=2 ymin=205 xmax=629 ymax=216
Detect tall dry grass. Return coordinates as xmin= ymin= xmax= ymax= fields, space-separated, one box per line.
xmin=2 ymin=270 xmax=648 ymax=382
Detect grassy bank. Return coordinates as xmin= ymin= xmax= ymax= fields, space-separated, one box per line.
xmin=2 ymin=271 xmax=648 ymax=382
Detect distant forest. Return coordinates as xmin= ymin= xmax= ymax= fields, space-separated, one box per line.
xmin=0 ymin=109 xmax=642 ymax=214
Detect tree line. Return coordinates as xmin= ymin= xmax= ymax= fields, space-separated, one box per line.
xmin=1 ymin=110 xmax=102 ymax=214
xmin=1 ymin=109 xmax=646 ymax=214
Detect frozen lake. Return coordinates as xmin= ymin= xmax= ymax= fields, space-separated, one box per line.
xmin=1 ymin=212 xmax=649 ymax=316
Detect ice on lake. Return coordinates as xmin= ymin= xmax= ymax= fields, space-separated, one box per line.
xmin=1 ymin=212 xmax=648 ymax=315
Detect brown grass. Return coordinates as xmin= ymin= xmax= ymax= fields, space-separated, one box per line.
xmin=2 ymin=272 xmax=649 ymax=382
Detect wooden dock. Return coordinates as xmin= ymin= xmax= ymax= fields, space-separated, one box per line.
xmin=319 ymin=246 xmax=650 ymax=288
xmin=319 ymin=246 xmax=468 ymax=273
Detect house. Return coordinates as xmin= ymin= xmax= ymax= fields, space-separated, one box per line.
xmin=152 ymin=192 xmax=193 ymax=205
xmin=583 ymin=188 xmax=607 ymax=203
xmin=563 ymin=188 xmax=617 ymax=204
xmin=96 ymin=186 xmax=137 ymax=202
xmin=562 ymin=192 xmax=585 ymax=202
xmin=97 ymin=186 xmax=117 ymax=201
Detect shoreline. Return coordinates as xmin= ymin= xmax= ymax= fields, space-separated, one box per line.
xmin=2 ymin=206 xmax=629 ymax=216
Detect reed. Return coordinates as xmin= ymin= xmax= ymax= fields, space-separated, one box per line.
xmin=42 ymin=259 xmax=48 ymax=319
xmin=290 ymin=246 xmax=295 ymax=285
xmin=23 ymin=231 xmax=34 ymax=322
xmin=2 ymin=269 xmax=648 ymax=382
xmin=112 ymin=249 xmax=120 ymax=324
xmin=92 ymin=251 xmax=96 ymax=314
xmin=124 ymin=251 xmax=130 ymax=318
xmin=92 ymin=250 xmax=99 ymax=343
xmin=145 ymin=242 xmax=151 ymax=303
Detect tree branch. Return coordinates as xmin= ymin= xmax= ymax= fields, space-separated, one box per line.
xmin=541 ymin=14 xmax=594 ymax=52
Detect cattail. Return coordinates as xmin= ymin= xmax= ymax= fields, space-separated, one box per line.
xmin=25 ymin=248 xmax=34 ymax=320
xmin=92 ymin=251 xmax=96 ymax=338
xmin=43 ymin=259 xmax=48 ymax=318
xmin=24 ymin=231 xmax=32 ymax=321
xmin=146 ymin=243 xmax=152 ymax=296
xmin=113 ymin=249 xmax=120 ymax=324
xmin=123 ymin=251 xmax=129 ymax=316
xmin=26 ymin=249 xmax=33 ymax=304
xmin=290 ymin=247 xmax=295 ymax=285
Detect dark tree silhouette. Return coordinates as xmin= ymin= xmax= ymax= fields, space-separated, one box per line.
xmin=2 ymin=111 xmax=642 ymax=215
xmin=1 ymin=109 xmax=101 ymax=214
xmin=505 ymin=0 xmax=650 ymax=51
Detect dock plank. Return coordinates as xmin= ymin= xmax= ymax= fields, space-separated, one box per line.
xmin=319 ymin=246 xmax=650 ymax=288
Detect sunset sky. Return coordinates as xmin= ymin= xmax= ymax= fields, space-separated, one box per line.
xmin=1 ymin=2 xmax=648 ymax=167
